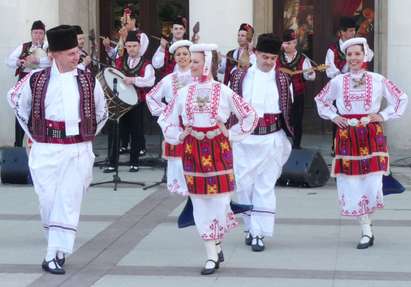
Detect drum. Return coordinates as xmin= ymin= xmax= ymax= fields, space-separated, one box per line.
xmin=97 ymin=67 xmax=138 ymax=119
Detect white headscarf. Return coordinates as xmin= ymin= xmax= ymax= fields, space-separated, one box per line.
xmin=340 ymin=37 xmax=374 ymax=62
xmin=189 ymin=43 xmax=218 ymax=77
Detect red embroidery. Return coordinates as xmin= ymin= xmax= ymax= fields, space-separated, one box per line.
xmin=364 ymin=73 xmax=373 ymax=111
xmin=343 ymin=74 xmax=352 ymax=111
xmin=200 ymin=212 xmax=239 ymax=240
xmin=340 ymin=194 xmax=384 ymax=216
xmin=384 ymin=78 xmax=403 ymax=112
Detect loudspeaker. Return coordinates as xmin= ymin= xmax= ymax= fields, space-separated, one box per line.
xmin=1 ymin=147 xmax=31 ymax=184
xmin=278 ymin=149 xmax=330 ymax=187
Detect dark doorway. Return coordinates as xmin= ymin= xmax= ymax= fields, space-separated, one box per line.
xmin=99 ymin=0 xmax=189 ymax=135
xmin=273 ymin=0 xmax=375 ymax=135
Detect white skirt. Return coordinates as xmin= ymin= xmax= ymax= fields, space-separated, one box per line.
xmin=166 ymin=158 xmax=188 ymax=196
xmin=191 ymin=194 xmax=238 ymax=241
xmin=336 ymin=173 xmax=384 ymax=216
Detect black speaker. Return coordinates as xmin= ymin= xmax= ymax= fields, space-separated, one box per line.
xmin=278 ymin=149 xmax=330 ymax=187
xmin=1 ymin=147 xmax=31 ymax=184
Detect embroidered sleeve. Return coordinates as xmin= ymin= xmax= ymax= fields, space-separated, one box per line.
xmin=314 ymin=80 xmax=339 ymax=120
xmin=94 ymin=79 xmax=109 ymax=134
xmin=379 ymin=77 xmax=408 ymax=121
xmin=227 ymin=91 xmax=258 ymax=141
xmin=7 ymin=72 xmax=34 ymax=139
xmin=157 ymin=90 xmax=184 ymax=145
xmin=146 ymin=80 xmax=166 ymax=117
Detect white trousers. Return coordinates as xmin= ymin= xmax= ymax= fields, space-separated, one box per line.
xmin=166 ymin=158 xmax=188 ymax=196
xmin=29 ymin=142 xmax=94 ymax=254
xmin=191 ymin=194 xmax=238 ymax=241
xmin=233 ymin=130 xmax=291 ymax=237
xmin=336 ymin=173 xmax=384 ymax=216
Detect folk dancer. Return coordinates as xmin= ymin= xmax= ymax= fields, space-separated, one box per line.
xmin=7 ymin=25 xmax=108 ymax=274
xmin=146 ymin=40 xmax=194 ymax=195
xmin=229 ymin=33 xmax=294 ymax=252
xmin=315 ymin=37 xmax=408 ymax=249
xmin=104 ymin=31 xmax=155 ymax=172
xmin=158 ymin=43 xmax=258 ymax=274
xmin=276 ymin=29 xmax=315 ymax=149
xmin=219 ymin=23 xmax=256 ymax=85
xmin=152 ymin=16 xmax=188 ymax=79
xmin=5 ymin=20 xmax=50 ymax=147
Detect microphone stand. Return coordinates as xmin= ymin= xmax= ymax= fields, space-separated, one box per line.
xmin=91 ymin=78 xmax=145 ymax=191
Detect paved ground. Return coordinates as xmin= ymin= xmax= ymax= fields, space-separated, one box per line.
xmin=0 ymin=134 xmax=410 ymax=287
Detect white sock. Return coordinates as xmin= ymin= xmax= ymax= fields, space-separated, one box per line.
xmin=358 ymin=215 xmax=373 ymax=243
xmin=45 ymin=247 xmax=57 ymax=262
xmin=215 ymin=241 xmax=222 ymax=254
xmin=204 ymin=241 xmax=218 ymax=269
xmin=56 ymin=251 xmax=65 ymax=260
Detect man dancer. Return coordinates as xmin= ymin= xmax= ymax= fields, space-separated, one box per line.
xmin=230 ymin=33 xmax=293 ymax=252
xmin=7 ymin=25 xmax=108 ymax=274
xmin=5 ymin=20 xmax=50 ymax=147
xmin=152 ymin=15 xmax=187 ymax=78
xmin=276 ymin=29 xmax=315 ymax=149
xmin=220 ymin=23 xmax=256 ymax=85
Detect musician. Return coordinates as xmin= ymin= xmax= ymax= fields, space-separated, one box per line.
xmin=146 ymin=40 xmax=194 ymax=194
xmin=315 ymin=37 xmax=408 ymax=249
xmin=158 ymin=43 xmax=257 ymax=275
xmin=102 ymin=6 xmax=149 ymax=63
xmin=325 ymin=17 xmax=356 ymax=79
xmin=219 ymin=23 xmax=256 ymax=85
xmin=276 ymin=29 xmax=315 ymax=149
xmin=102 ymin=6 xmax=150 ymax=156
xmin=5 ymin=20 xmax=50 ymax=147
xmin=105 ymin=31 xmax=155 ymax=173
xmin=152 ymin=16 xmax=187 ymax=78
xmin=7 ymin=25 xmax=108 ymax=274
xmin=229 ymin=34 xmax=293 ymax=252
xmin=73 ymin=25 xmax=92 ymax=72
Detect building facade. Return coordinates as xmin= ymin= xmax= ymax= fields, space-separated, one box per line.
xmin=0 ymin=0 xmax=409 ymax=152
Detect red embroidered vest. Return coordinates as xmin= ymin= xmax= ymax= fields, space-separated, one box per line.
xmin=29 ymin=67 xmax=97 ymax=143
xmin=116 ymin=55 xmax=151 ymax=102
xmin=16 ymin=42 xmax=33 ymax=80
xmin=276 ymin=52 xmax=306 ymax=95
xmin=223 ymin=49 xmax=237 ymax=85
xmin=329 ymin=41 xmax=346 ymax=71
xmin=160 ymin=48 xmax=176 ymax=79
xmin=229 ymin=68 xmax=294 ymax=137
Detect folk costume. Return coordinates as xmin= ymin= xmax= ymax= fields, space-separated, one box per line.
xmin=276 ymin=29 xmax=315 ymax=148
xmin=7 ymin=25 xmax=108 ymax=274
xmin=229 ymin=33 xmax=293 ymax=252
xmin=106 ymin=31 xmax=155 ymax=172
xmin=5 ymin=20 xmax=50 ymax=147
xmin=220 ymin=23 xmax=256 ymax=85
xmin=315 ymin=37 xmax=408 ymax=249
xmin=73 ymin=25 xmax=92 ymax=72
xmin=146 ymin=40 xmax=194 ymax=195
xmin=158 ymin=43 xmax=258 ymax=275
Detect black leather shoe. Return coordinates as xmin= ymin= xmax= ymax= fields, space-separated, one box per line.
xmin=119 ymin=146 xmax=129 ymax=154
xmin=245 ymin=233 xmax=252 ymax=246
xmin=251 ymin=236 xmax=265 ymax=252
xmin=200 ymin=259 xmax=219 ymax=275
xmin=42 ymin=258 xmax=65 ymax=275
xmin=357 ymin=235 xmax=374 ymax=249
xmin=129 ymin=165 xmax=140 ymax=172
xmin=103 ymin=166 xmax=115 ymax=173
xmin=56 ymin=255 xmax=65 ymax=267
xmin=215 ymin=242 xmax=224 ymax=262
xmin=139 ymin=149 xmax=146 ymax=156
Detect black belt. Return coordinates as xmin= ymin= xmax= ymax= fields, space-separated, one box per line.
xmin=252 ymin=121 xmax=282 ymax=135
